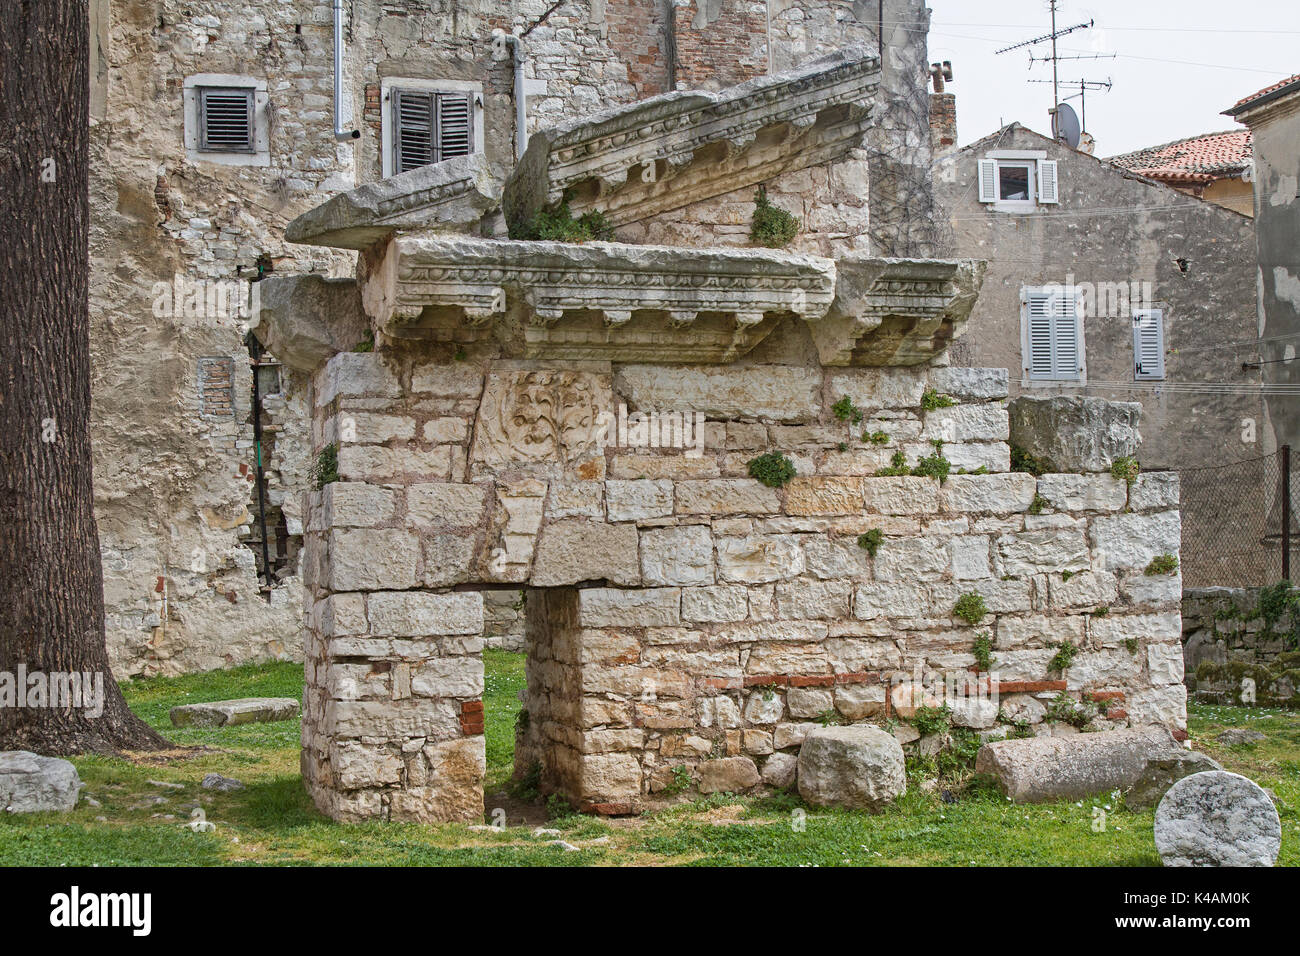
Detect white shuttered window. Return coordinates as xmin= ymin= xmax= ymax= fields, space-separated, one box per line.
xmin=1133 ymin=308 xmax=1166 ymax=380
xmin=1023 ymin=286 xmax=1084 ymax=382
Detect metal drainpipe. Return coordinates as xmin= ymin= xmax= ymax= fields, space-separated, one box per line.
xmin=334 ymin=0 xmax=360 ymax=142
xmin=504 ymin=33 xmax=529 ymax=161
xmin=246 ymin=332 xmax=274 ymax=595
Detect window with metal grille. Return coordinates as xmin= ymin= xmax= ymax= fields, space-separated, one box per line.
xmin=1023 ymin=286 xmax=1084 ymax=382
xmin=392 ymin=89 xmax=473 ymax=173
xmin=198 ymin=87 xmax=255 ymax=153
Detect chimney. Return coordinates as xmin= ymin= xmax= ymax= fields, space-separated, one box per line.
xmin=930 ymin=92 xmax=957 ymax=158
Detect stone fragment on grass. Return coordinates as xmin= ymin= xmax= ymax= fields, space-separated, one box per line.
xmin=201 ymin=773 xmax=246 ymax=792
xmin=0 ymin=751 xmax=82 ymax=813
xmin=1215 ymin=728 xmax=1265 ymax=746
xmin=797 ymin=725 xmax=905 ymax=810
xmin=974 ymin=727 xmax=1179 ymax=803
xmin=1155 ymin=771 xmax=1280 ymax=867
xmin=170 ymin=697 xmax=300 ymax=728
xmin=1125 ymin=751 xmax=1222 ymax=809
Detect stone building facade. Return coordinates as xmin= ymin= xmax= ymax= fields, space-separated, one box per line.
xmin=934 ymin=123 xmax=1263 ymax=587
xmin=258 ymin=43 xmax=1190 ymax=821
xmin=87 ymin=0 xmax=940 ymax=677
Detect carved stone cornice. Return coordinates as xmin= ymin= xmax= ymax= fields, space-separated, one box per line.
xmin=812 ymin=257 xmax=987 ymax=366
xmin=360 ymin=235 xmax=838 ymax=362
xmin=285 ymin=154 xmax=504 ymax=250
xmin=504 ymin=47 xmax=881 ymax=230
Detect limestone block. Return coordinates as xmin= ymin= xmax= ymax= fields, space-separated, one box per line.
xmin=389 ymin=738 xmax=486 ymax=823
xmin=252 ymin=275 xmax=367 ymax=372
xmin=170 ymin=697 xmax=299 ymax=727
xmin=641 ymin=525 xmax=715 ymax=586
xmin=367 ymin=591 xmax=484 ymax=637
xmin=1155 ymin=771 xmax=1280 ymax=867
xmin=743 ymin=691 xmax=785 ymax=724
xmin=322 ymin=482 xmax=396 ymax=528
xmin=579 ymin=588 xmax=681 ymax=628
xmin=1007 ymin=396 xmax=1142 ymax=473
xmin=615 ymin=365 xmax=823 ymax=422
xmin=787 ymin=686 xmax=835 ymax=718
xmin=1048 ymin=570 xmax=1119 ymax=608
xmin=330 ymin=741 xmax=402 ymax=790
xmin=929 ymin=367 xmax=1009 ymax=401
xmin=547 ymin=481 xmax=606 ymax=519
xmin=828 ymin=368 xmax=927 ymax=412
xmin=785 ymin=476 xmax=864 ymax=516
xmin=921 ymin=403 xmax=1009 ymax=443
xmin=406 ymin=482 xmax=489 ymax=528
xmin=1148 ymin=643 xmax=1185 ymax=686
xmin=411 ymin=656 xmax=485 ymax=699
xmin=674 ymin=479 xmax=780 ymax=515
xmin=578 ymin=752 xmax=643 ymax=802
xmin=1125 ymin=752 xmax=1222 ymax=809
xmin=975 ymin=727 xmax=1180 ymax=802
xmin=834 ymin=683 xmax=886 ymax=719
xmin=872 ymin=537 xmax=949 ymax=581
xmin=314 ymin=352 xmax=401 ymax=407
xmin=324 ymin=698 xmax=461 ymax=741
xmin=336 ymin=445 xmax=451 ymax=483
xmin=775 ymin=579 xmax=854 ymax=619
xmin=862 ymin=476 xmax=938 ymax=515
xmin=803 ymin=537 xmax=872 ymax=580
xmin=410 ymin=364 xmax=485 ymax=399
xmin=0 ymin=752 xmax=83 ymax=813
xmin=773 ymin=722 xmax=820 ymax=750
xmin=470 ymin=369 xmax=612 ymax=474
xmin=699 ymin=696 xmax=742 ymax=729
xmin=422 ymin=418 xmax=469 ymax=443
xmin=996 ymin=528 xmax=1090 ymax=576
xmin=762 ymin=752 xmax=799 ymax=789
xmin=609 ymin=454 xmax=721 ymax=480
xmin=532 ymin=519 xmax=640 ymax=586
xmin=327 ymin=529 xmax=419 ymax=591
xmin=606 ymin=479 xmax=674 ymax=520
xmin=1129 ymin=471 xmax=1179 ymax=510
xmin=797 ymin=726 xmax=906 ymax=810
xmin=941 ymin=473 xmax=1036 ymax=514
xmin=698 ymin=756 xmax=761 ymax=793
xmin=682 ymin=585 xmax=750 ymax=623
xmin=717 ymin=535 xmax=806 ymax=583
xmin=950 ymin=535 xmax=992 ymax=580
xmin=1089 ymin=510 xmax=1181 ymax=571
xmin=1036 ymin=474 xmax=1127 ymax=513
xmin=423 ymin=533 xmax=476 ymax=587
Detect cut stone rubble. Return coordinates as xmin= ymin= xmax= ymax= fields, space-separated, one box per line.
xmin=1154 ymin=770 xmax=1280 ymax=867
xmin=0 ymin=751 xmax=83 ymax=813
xmin=170 ymin=697 xmax=300 ymax=728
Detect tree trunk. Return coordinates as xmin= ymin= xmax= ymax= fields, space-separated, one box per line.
xmin=0 ymin=0 xmax=167 ymax=753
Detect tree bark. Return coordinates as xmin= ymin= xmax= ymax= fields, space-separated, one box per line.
xmin=0 ymin=0 xmax=167 ymax=753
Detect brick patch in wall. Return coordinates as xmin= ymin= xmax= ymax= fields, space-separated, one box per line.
xmin=198 ymin=356 xmax=235 ymax=419
xmin=459 ymin=699 xmax=484 ymax=736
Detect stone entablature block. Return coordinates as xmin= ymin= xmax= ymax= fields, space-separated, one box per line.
xmin=503 ymin=46 xmax=882 ymax=230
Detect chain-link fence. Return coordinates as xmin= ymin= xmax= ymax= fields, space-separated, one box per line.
xmin=1179 ymin=447 xmax=1299 ymax=588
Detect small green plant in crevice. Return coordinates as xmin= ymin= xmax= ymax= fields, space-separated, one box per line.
xmin=832 ymin=395 xmax=864 ymax=424
xmin=1110 ymin=456 xmax=1141 ymax=485
xmin=453 ymin=346 xmax=468 ymax=362
xmin=750 ymin=185 xmax=800 ymax=248
xmin=956 ymin=465 xmax=990 ymax=475
xmin=510 ymin=760 xmax=543 ymax=801
xmin=953 ymin=591 xmax=988 ymax=626
xmin=310 ymin=443 xmax=339 ymax=490
xmin=876 ymin=451 xmax=910 ymax=476
xmin=857 ymin=528 xmax=884 ymax=557
xmin=1090 ymin=605 xmax=1110 ymax=617
xmin=1047 ymin=641 xmax=1078 ymax=675
xmin=1124 ymin=637 xmax=1139 ymax=655
xmin=1044 ymin=692 xmax=1096 ymax=729
xmin=863 ymin=430 xmax=890 ymax=445
xmin=351 ymin=329 xmax=375 ymax=353
xmin=511 ymin=190 xmax=615 ymax=243
xmin=837 ymin=441 xmax=848 ymax=452
xmin=920 ymin=388 xmax=956 ymax=412
xmin=815 ymin=708 xmax=848 ymax=727
xmin=663 ymin=764 xmax=693 ymax=796
xmin=747 ymin=451 xmax=797 ymax=488
xmin=910 ymin=447 xmax=951 ymax=483
xmin=910 ymin=704 xmax=952 ymax=737
xmin=936 ymin=727 xmax=984 ymax=781
xmin=1145 ymin=553 xmax=1179 ymax=576
xmin=1028 ymin=493 xmax=1048 ymax=516
xmin=972 ymin=631 xmax=995 ymax=672
xmin=1061 ymin=570 xmax=1075 ymax=582
xmin=1010 ymin=443 xmax=1047 ymax=476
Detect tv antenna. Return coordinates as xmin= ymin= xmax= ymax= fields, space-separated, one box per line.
xmin=1027 ymin=77 xmax=1112 ymax=133
xmin=995 ymin=0 xmax=1097 ymax=117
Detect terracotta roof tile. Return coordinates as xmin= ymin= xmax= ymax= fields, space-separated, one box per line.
xmin=1107 ymin=130 xmax=1252 ymax=184
xmin=1227 ymin=73 xmax=1300 ymax=114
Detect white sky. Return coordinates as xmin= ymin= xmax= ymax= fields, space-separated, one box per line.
xmin=923 ymin=0 xmax=1300 ymax=156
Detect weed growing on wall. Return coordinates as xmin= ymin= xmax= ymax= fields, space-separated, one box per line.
xmin=310 ymin=443 xmax=339 ymax=490
xmin=1111 ymin=456 xmax=1141 ymax=484
xmin=857 ymin=528 xmax=884 ymax=557
xmin=953 ymin=592 xmax=988 ymax=625
xmin=1145 ymin=553 xmax=1179 ymax=575
xmin=747 ymin=452 xmax=796 ymax=488
xmin=750 ymin=186 xmax=800 ymax=248
xmin=1011 ymin=444 xmax=1048 ymax=476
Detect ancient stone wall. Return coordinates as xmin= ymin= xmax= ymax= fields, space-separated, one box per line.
xmin=298 ymin=348 xmax=1186 ymax=820
xmin=1181 ymin=585 xmax=1300 ymax=707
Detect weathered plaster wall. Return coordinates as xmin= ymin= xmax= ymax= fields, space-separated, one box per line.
xmin=935 ymin=124 xmax=1263 ymax=475
xmin=1236 ymin=94 xmax=1300 ymax=455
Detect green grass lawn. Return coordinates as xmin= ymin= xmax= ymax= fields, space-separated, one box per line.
xmin=0 ymin=652 xmax=1295 ymax=866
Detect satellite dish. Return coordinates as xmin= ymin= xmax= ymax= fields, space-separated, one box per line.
xmin=1052 ymin=102 xmax=1082 ymax=149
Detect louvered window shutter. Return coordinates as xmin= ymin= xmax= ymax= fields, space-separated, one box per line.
xmin=978 ymin=158 xmax=997 ymax=202
xmin=1025 ymin=287 xmax=1082 ymax=380
xmin=1133 ymin=309 xmax=1166 ymax=380
xmin=199 ymin=87 xmax=255 ymax=153
xmin=394 ymin=89 xmax=474 ymax=172
xmin=1038 ymin=159 xmax=1060 ymax=203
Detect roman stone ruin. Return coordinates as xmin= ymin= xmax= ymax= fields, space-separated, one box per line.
xmin=259 ymin=48 xmax=1188 ymax=823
